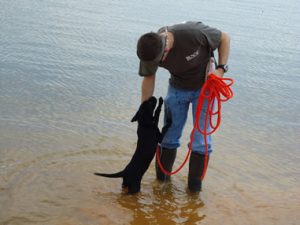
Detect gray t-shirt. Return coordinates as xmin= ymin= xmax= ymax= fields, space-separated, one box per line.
xmin=138 ymin=21 xmax=221 ymax=90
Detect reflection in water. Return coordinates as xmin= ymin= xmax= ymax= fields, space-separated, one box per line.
xmin=117 ymin=181 xmax=205 ymax=225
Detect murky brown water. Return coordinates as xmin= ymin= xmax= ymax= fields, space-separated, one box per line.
xmin=1 ymin=122 xmax=299 ymax=225
xmin=1 ymin=0 xmax=299 ymax=224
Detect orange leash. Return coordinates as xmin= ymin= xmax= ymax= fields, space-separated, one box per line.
xmin=156 ymin=74 xmax=234 ymax=180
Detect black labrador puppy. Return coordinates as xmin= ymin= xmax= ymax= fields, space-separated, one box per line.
xmin=94 ymin=96 xmax=171 ymax=194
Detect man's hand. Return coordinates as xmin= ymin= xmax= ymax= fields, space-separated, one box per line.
xmin=211 ymin=68 xmax=225 ymax=78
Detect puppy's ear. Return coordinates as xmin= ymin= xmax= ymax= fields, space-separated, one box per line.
xmin=158 ymin=97 xmax=163 ymax=107
xmin=131 ymin=110 xmax=139 ymax=122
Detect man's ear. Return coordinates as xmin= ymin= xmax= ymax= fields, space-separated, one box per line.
xmin=131 ymin=110 xmax=139 ymax=122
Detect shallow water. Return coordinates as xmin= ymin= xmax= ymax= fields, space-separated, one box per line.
xmin=0 ymin=0 xmax=299 ymax=224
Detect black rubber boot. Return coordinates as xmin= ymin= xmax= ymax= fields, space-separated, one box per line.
xmin=155 ymin=147 xmax=177 ymax=181
xmin=188 ymin=152 xmax=209 ymax=192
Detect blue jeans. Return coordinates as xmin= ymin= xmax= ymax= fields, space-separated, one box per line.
xmin=161 ymin=85 xmax=212 ymax=155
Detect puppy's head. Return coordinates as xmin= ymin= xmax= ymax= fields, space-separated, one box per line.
xmin=131 ymin=97 xmax=157 ymax=126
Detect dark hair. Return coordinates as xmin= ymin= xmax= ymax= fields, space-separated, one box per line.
xmin=137 ymin=32 xmax=163 ymax=61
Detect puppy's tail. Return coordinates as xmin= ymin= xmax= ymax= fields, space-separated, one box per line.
xmin=94 ymin=171 xmax=124 ymax=178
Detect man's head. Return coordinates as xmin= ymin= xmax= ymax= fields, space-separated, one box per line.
xmin=137 ymin=32 xmax=166 ymax=63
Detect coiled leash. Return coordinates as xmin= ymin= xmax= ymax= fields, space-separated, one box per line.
xmin=156 ymin=74 xmax=234 ymax=180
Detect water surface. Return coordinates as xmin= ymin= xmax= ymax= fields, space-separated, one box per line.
xmin=0 ymin=0 xmax=299 ymax=224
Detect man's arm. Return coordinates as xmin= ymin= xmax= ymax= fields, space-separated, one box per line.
xmin=141 ymin=74 xmax=155 ymax=102
xmin=214 ymin=32 xmax=231 ymax=77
